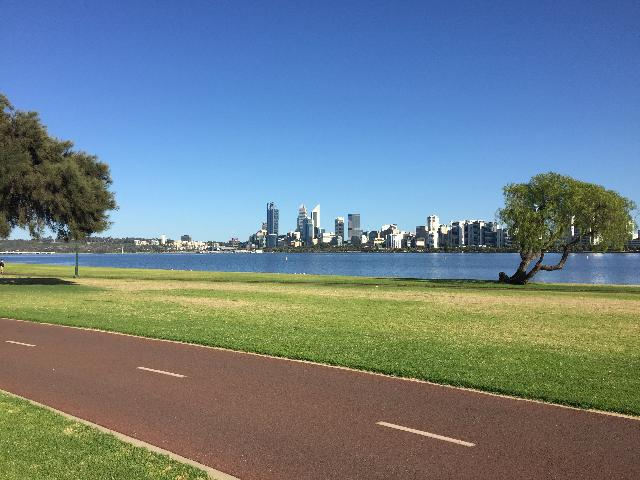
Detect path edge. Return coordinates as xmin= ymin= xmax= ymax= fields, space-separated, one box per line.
xmin=0 ymin=387 xmax=240 ymax=480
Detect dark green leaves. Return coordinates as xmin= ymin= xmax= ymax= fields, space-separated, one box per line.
xmin=0 ymin=94 xmax=116 ymax=240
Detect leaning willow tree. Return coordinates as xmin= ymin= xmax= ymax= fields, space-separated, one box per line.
xmin=0 ymin=93 xmax=117 ymax=275
xmin=498 ymin=172 xmax=635 ymax=285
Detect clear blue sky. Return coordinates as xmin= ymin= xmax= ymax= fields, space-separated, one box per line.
xmin=3 ymin=0 xmax=638 ymax=240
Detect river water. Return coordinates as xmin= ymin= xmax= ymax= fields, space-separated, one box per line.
xmin=3 ymin=252 xmax=640 ymax=285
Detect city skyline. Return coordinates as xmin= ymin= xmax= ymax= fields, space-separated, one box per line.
xmin=247 ymin=202 xmax=518 ymax=250
xmin=3 ymin=2 xmax=639 ymax=241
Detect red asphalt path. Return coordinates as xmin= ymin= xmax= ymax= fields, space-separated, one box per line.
xmin=0 ymin=318 xmax=638 ymax=479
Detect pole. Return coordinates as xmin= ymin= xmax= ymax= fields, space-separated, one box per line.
xmin=74 ymin=241 xmax=79 ymax=277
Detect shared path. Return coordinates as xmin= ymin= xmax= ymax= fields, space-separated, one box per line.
xmin=0 ymin=318 xmax=638 ymax=479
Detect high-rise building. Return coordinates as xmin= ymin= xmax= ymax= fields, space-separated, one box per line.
xmin=181 ymin=234 xmax=192 ymax=242
xmin=159 ymin=235 xmax=166 ymax=245
xmin=312 ymin=204 xmax=321 ymax=237
xmin=348 ymin=213 xmax=361 ymax=242
xmin=302 ymin=216 xmax=315 ymax=245
xmin=296 ymin=204 xmax=307 ymax=232
xmin=266 ymin=202 xmax=279 ymax=247
xmin=450 ymin=221 xmax=467 ymax=246
xmin=335 ymin=217 xmax=345 ymax=241
xmin=427 ymin=215 xmax=439 ymax=232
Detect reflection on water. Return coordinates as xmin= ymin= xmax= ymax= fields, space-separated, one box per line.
xmin=4 ymin=252 xmax=640 ymax=285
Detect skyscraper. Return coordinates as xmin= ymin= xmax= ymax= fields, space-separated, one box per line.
xmin=312 ymin=204 xmax=321 ymax=237
xmin=266 ymin=202 xmax=279 ymax=247
xmin=427 ymin=215 xmax=439 ymax=232
xmin=335 ymin=217 xmax=345 ymax=241
xmin=302 ymin=216 xmax=315 ymax=245
xmin=348 ymin=213 xmax=361 ymax=242
xmin=296 ymin=204 xmax=307 ymax=232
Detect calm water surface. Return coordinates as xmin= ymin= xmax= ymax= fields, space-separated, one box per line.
xmin=3 ymin=252 xmax=639 ymax=285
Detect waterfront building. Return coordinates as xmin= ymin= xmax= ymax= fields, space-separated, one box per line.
xmin=368 ymin=230 xmax=380 ymax=242
xmin=427 ymin=231 xmax=438 ymax=248
xmin=267 ymin=202 xmax=279 ymax=235
xmin=380 ymin=224 xmax=399 ymax=239
xmin=302 ymin=216 xmax=315 ymax=246
xmin=450 ymin=221 xmax=467 ymax=247
xmin=465 ymin=220 xmax=485 ymax=246
xmin=296 ymin=204 xmax=307 ymax=232
xmin=181 ymin=234 xmax=192 ymax=242
xmin=267 ymin=233 xmax=278 ymax=248
xmin=321 ymin=232 xmax=335 ymax=245
xmin=427 ymin=215 xmax=439 ymax=232
xmin=159 ymin=235 xmax=166 ymax=245
xmin=348 ymin=214 xmax=361 ymax=242
xmin=335 ymin=217 xmax=345 ymax=241
xmin=249 ymin=228 xmax=268 ymax=249
xmin=312 ymin=205 xmax=321 ymax=237
xmin=385 ymin=233 xmax=403 ymax=249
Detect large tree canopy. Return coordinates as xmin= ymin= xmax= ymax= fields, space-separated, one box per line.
xmin=498 ymin=172 xmax=636 ymax=284
xmin=0 ymin=94 xmax=116 ymax=241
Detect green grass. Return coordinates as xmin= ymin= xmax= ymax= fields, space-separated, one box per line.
xmin=1 ymin=263 xmax=639 ymax=416
xmin=0 ymin=392 xmax=208 ymax=480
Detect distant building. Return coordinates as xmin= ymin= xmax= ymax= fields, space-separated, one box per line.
xmin=302 ymin=217 xmax=315 ymax=245
xmin=249 ymin=228 xmax=267 ymax=249
xmin=348 ymin=213 xmax=361 ymax=242
xmin=312 ymin=204 xmax=321 ymax=237
xmin=427 ymin=231 xmax=438 ymax=248
xmin=427 ymin=215 xmax=439 ymax=232
xmin=335 ymin=217 xmax=345 ymax=241
xmin=450 ymin=221 xmax=466 ymax=247
xmin=267 ymin=234 xmax=278 ymax=248
xmin=466 ymin=220 xmax=485 ymax=246
xmin=385 ymin=233 xmax=403 ymax=249
xmin=320 ymin=232 xmax=335 ymax=245
xmin=159 ymin=235 xmax=166 ymax=245
xmin=296 ymin=204 xmax=307 ymax=232
xmin=181 ymin=234 xmax=192 ymax=242
xmin=266 ymin=202 xmax=279 ymax=247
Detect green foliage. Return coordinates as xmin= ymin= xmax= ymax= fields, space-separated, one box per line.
xmin=0 ymin=94 xmax=116 ymax=240
xmin=498 ymin=172 xmax=636 ymax=283
xmin=499 ymin=172 xmax=635 ymax=253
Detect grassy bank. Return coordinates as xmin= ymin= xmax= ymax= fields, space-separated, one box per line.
xmin=0 ymin=392 xmax=208 ymax=479
xmin=1 ymin=263 xmax=639 ymax=415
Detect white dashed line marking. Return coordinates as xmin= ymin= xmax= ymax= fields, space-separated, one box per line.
xmin=5 ymin=340 xmax=36 ymax=347
xmin=376 ymin=421 xmax=475 ymax=447
xmin=137 ymin=366 xmax=186 ymax=378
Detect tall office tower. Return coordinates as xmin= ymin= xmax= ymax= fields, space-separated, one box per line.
xmin=302 ymin=216 xmax=315 ymax=245
xmin=266 ymin=202 xmax=279 ymax=247
xmin=335 ymin=217 xmax=345 ymax=240
xmin=427 ymin=215 xmax=440 ymax=232
xmin=312 ymin=204 xmax=321 ymax=236
xmin=348 ymin=213 xmax=361 ymax=242
xmin=181 ymin=234 xmax=192 ymax=242
xmin=159 ymin=235 xmax=167 ymax=245
xmin=296 ymin=204 xmax=307 ymax=232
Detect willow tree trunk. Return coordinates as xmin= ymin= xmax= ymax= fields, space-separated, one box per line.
xmin=499 ymin=252 xmax=535 ymax=285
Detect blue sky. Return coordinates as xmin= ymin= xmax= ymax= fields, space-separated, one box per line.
xmin=3 ymin=0 xmax=638 ymax=240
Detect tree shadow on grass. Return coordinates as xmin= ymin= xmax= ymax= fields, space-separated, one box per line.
xmin=0 ymin=277 xmax=76 ymax=286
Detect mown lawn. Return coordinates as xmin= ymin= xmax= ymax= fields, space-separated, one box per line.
xmin=0 ymin=392 xmax=208 ymax=480
xmin=1 ymin=263 xmax=639 ymax=415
